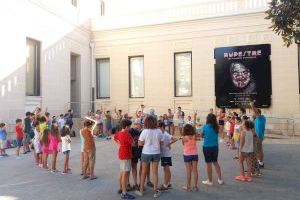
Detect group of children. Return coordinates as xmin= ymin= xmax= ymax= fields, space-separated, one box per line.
xmin=0 ymin=102 xmax=266 ymax=199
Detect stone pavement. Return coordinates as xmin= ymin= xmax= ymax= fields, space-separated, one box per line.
xmin=0 ymin=138 xmax=300 ymax=200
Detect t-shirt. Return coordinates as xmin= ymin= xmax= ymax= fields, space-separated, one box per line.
xmin=254 ymin=115 xmax=266 ymax=139
xmin=114 ymin=130 xmax=133 ymax=160
xmin=57 ymin=118 xmax=65 ymax=128
xmin=61 ymin=135 xmax=71 ymax=152
xmin=0 ymin=128 xmax=7 ymax=140
xmin=233 ymin=124 xmax=241 ymax=141
xmin=129 ymin=128 xmax=142 ymax=147
xmin=183 ymin=135 xmax=198 ymax=155
xmin=161 ymin=131 xmax=172 ymax=157
xmin=24 ymin=117 xmax=32 ymax=134
xmin=139 ymin=129 xmax=163 ymax=155
xmin=203 ymin=124 xmax=218 ymax=147
xmin=39 ymin=123 xmax=48 ymax=138
xmin=81 ymin=128 xmax=95 ymax=151
xmin=15 ymin=125 xmax=24 ymax=139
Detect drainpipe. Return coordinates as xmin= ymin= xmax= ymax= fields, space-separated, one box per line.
xmin=90 ymin=42 xmax=95 ymax=112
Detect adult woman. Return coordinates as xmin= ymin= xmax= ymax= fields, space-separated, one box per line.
xmin=201 ymin=113 xmax=224 ymax=186
xmin=135 ymin=116 xmax=163 ymax=198
xmin=218 ymin=108 xmax=226 ymax=142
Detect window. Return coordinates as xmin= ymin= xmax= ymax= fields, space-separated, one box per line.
xmin=26 ymin=38 xmax=40 ymax=96
xmin=100 ymin=0 xmax=105 ymax=16
xmin=96 ymin=58 xmax=110 ymax=98
xmin=129 ymin=56 xmax=144 ymax=98
xmin=174 ymin=52 xmax=192 ymax=97
xmin=71 ymin=0 xmax=77 ymax=7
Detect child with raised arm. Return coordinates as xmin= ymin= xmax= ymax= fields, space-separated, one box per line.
xmin=15 ymin=119 xmax=24 ymax=158
xmin=61 ymin=125 xmax=72 ymax=174
xmin=114 ymin=119 xmax=136 ymax=200
xmin=49 ymin=124 xmax=61 ymax=173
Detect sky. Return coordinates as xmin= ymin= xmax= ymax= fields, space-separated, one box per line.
xmin=104 ymin=0 xmax=211 ymax=16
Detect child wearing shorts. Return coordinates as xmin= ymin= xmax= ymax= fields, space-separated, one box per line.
xmin=233 ymin=117 xmax=242 ymax=159
xmin=114 ymin=119 xmax=135 ymax=200
xmin=15 ymin=119 xmax=24 ymax=158
xmin=158 ymin=121 xmax=178 ymax=191
xmin=33 ymin=121 xmax=42 ymax=166
xmin=61 ymin=125 xmax=72 ymax=174
xmin=0 ymin=123 xmax=8 ymax=156
xmin=182 ymin=124 xmax=199 ymax=192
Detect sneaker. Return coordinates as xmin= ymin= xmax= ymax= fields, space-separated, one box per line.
xmin=147 ymin=181 xmax=154 ymax=188
xmin=159 ymin=184 xmax=168 ymax=191
xmin=134 ymin=190 xmax=143 ymax=197
xmin=217 ymin=179 xmax=224 ymax=185
xmin=121 ymin=193 xmax=135 ymax=199
xmin=154 ymin=190 xmax=161 ymax=198
xmin=259 ymin=162 xmax=264 ymax=168
xmin=61 ymin=171 xmax=67 ymax=175
xmin=167 ymin=184 xmax=172 ymax=189
xmin=202 ymin=180 xmax=213 ymax=186
xmin=235 ymin=175 xmax=246 ymax=181
xmin=117 ymin=189 xmax=122 ymax=194
xmin=245 ymin=176 xmax=253 ymax=182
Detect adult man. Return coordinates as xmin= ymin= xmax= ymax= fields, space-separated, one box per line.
xmin=250 ymin=101 xmax=266 ymax=168
xmin=230 ymin=62 xmax=256 ymax=93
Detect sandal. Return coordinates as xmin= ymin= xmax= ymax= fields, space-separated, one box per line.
xmin=82 ymin=175 xmax=89 ymax=179
xmin=193 ymin=186 xmax=199 ymax=192
xmin=90 ymin=176 xmax=98 ymax=180
xmin=182 ymin=186 xmax=192 ymax=192
xmin=235 ymin=175 xmax=246 ymax=181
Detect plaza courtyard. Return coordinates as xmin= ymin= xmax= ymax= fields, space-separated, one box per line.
xmin=0 ymin=138 xmax=299 ymax=200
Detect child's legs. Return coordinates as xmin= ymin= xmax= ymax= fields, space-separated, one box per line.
xmin=163 ymin=166 xmax=171 ymax=185
xmin=191 ymin=161 xmax=198 ymax=187
xmin=89 ymin=150 xmax=96 ymax=176
xmin=206 ymin=163 xmax=213 ymax=182
xmin=119 ymin=172 xmax=122 ymax=190
xmin=146 ymin=163 xmax=151 ymax=182
xmin=122 ymin=171 xmax=130 ymax=193
xmin=213 ymin=161 xmax=222 ymax=180
xmin=16 ymin=147 xmax=20 ymax=156
xmin=83 ymin=152 xmax=89 ymax=175
xmin=185 ymin=162 xmax=192 ymax=188
xmin=139 ymin=161 xmax=149 ymax=192
xmin=51 ymin=152 xmax=58 ymax=170
xmin=246 ymin=156 xmax=252 ymax=177
xmin=151 ymin=161 xmax=159 ymax=192
xmin=131 ymin=162 xmax=138 ymax=186
xmin=239 ymin=154 xmax=245 ymax=176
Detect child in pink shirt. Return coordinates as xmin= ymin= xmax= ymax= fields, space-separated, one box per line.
xmin=49 ymin=124 xmax=61 ymax=173
xmin=182 ymin=124 xmax=199 ymax=192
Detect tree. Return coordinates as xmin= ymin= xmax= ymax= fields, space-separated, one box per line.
xmin=265 ymin=0 xmax=300 ymax=47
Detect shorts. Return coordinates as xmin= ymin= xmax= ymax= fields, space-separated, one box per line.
xmin=234 ymin=141 xmax=239 ymax=148
xmin=178 ymin=121 xmax=184 ymax=128
xmin=0 ymin=140 xmax=7 ymax=149
xmin=141 ymin=153 xmax=160 ymax=163
xmin=218 ymin=120 xmax=224 ymax=126
xmin=161 ymin=157 xmax=172 ymax=166
xmin=25 ymin=134 xmax=31 ymax=143
xmin=132 ymin=147 xmax=142 ymax=164
xmin=120 ymin=160 xmax=132 ymax=172
xmin=183 ymin=155 xmax=199 ymax=162
xmin=16 ymin=138 xmax=23 ymax=147
xmin=203 ymin=146 xmax=219 ymax=163
xmin=241 ymin=152 xmax=253 ymax=157
xmin=63 ymin=150 xmax=70 ymax=155
xmin=168 ymin=122 xmax=174 ymax=126
xmin=106 ymin=123 xmax=112 ymax=131
xmin=33 ymin=141 xmax=41 ymax=154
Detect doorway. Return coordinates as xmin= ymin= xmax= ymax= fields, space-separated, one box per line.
xmin=70 ymin=53 xmax=81 ymax=118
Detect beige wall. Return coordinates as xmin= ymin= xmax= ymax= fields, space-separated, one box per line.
xmin=92 ymin=12 xmax=299 ymax=121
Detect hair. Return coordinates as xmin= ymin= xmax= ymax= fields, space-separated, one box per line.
xmin=106 ymin=110 xmax=110 ymax=114
xmin=45 ymin=112 xmax=50 ymax=117
xmin=32 ymin=120 xmax=39 ymax=128
xmin=236 ymin=117 xmax=242 ymax=122
xmin=118 ymin=109 xmax=122 ymax=113
xmin=242 ymin=115 xmax=249 ymax=121
xmin=144 ymin=115 xmax=157 ymax=129
xmin=16 ymin=118 xmax=22 ymax=123
xmin=240 ymin=108 xmax=246 ymax=114
xmin=26 ymin=112 xmax=31 ymax=117
xmin=50 ymin=124 xmax=59 ymax=137
xmin=206 ymin=113 xmax=219 ymax=133
xmin=40 ymin=116 xmax=47 ymax=123
xmin=233 ymin=112 xmax=238 ymax=117
xmin=157 ymin=120 xmax=165 ymax=129
xmin=244 ymin=120 xmax=252 ymax=130
xmin=112 ymin=125 xmax=122 ymax=134
xmin=221 ymin=108 xmax=226 ymax=113
xmin=257 ymin=109 xmax=262 ymax=115
xmin=183 ymin=124 xmax=196 ymax=136
xmin=0 ymin=123 xmax=5 ymax=128
xmin=41 ymin=128 xmax=50 ymax=146
xmin=178 ymin=106 xmax=181 ymax=109
xmin=84 ymin=120 xmax=93 ymax=128
xmin=60 ymin=114 xmax=64 ymax=117
xmin=120 ymin=119 xmax=132 ymax=129
xmin=61 ymin=125 xmax=71 ymax=137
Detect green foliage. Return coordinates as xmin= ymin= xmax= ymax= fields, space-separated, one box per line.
xmin=265 ymin=0 xmax=300 ymax=47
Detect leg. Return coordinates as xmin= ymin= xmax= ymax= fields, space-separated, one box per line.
xmin=151 ymin=161 xmax=159 ymax=192
xmin=52 ymin=152 xmax=57 ymax=171
xmin=83 ymin=152 xmax=89 ymax=176
xmin=16 ymin=146 xmax=20 ymax=157
xmin=213 ymin=161 xmax=222 ymax=180
xmin=206 ymin=163 xmax=213 ymax=182
xmin=139 ymin=161 xmax=149 ymax=192
xmin=246 ymin=157 xmax=252 ymax=177
xmin=185 ymin=162 xmax=192 ymax=190
xmin=63 ymin=154 xmax=67 ymax=172
xmin=131 ymin=162 xmax=138 ymax=186
xmin=163 ymin=166 xmax=171 ymax=186
xmin=89 ymin=151 xmax=96 ymax=178
xmin=192 ymin=161 xmax=198 ymax=188
xmin=239 ymin=155 xmax=245 ymax=176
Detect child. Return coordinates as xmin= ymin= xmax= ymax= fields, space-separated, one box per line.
xmin=105 ymin=110 xmax=113 ymax=140
xmin=182 ymin=124 xmax=198 ymax=192
xmin=167 ymin=109 xmax=175 ymax=136
xmin=39 ymin=116 xmax=48 ymax=138
xmin=224 ymin=116 xmax=231 ymax=145
xmin=79 ymin=126 xmax=87 ymax=176
xmin=49 ymin=124 xmax=61 ymax=173
xmin=23 ymin=112 xmax=32 ymax=153
xmin=194 ymin=112 xmax=202 ymax=140
xmin=95 ymin=109 xmax=104 ymax=137
xmin=158 ymin=121 xmax=178 ymax=191
xmin=229 ymin=116 xmax=235 ymax=149
xmin=0 ymin=123 xmax=8 ymax=156
xmin=33 ymin=120 xmax=42 ymax=166
xmin=61 ymin=125 xmax=72 ymax=174
xmin=82 ymin=117 xmax=97 ymax=180
xmin=163 ymin=114 xmax=169 ymax=128
xmin=235 ymin=120 xmax=254 ymax=182
xmin=177 ymin=107 xmax=185 ymax=136
xmin=201 ymin=113 xmax=224 ymax=186
xmin=57 ymin=114 xmax=65 ymax=129
xmin=129 ymin=119 xmax=143 ymax=191
xmin=186 ymin=116 xmax=193 ymax=126
xmin=135 ymin=116 xmax=163 ymax=198
xmin=233 ymin=117 xmax=242 ymax=159
xmin=15 ymin=119 xmax=24 ymax=158
xmin=40 ymin=128 xmax=50 ymax=169
xmin=113 ymin=119 xmax=135 ymax=200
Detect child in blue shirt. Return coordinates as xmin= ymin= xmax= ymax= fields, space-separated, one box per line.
xmin=0 ymin=123 xmax=8 ymax=156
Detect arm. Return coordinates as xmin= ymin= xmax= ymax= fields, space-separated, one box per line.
xmin=138 ymin=140 xmax=145 ymax=146
xmin=193 ymin=111 xmax=197 ymax=125
xmin=250 ymin=101 xmax=259 ymax=116
xmin=85 ymin=117 xmax=97 ymax=131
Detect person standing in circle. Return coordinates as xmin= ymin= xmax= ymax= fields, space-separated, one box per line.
xmin=217 ymin=108 xmax=226 ymax=143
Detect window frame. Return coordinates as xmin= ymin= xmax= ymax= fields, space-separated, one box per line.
xmin=174 ymin=51 xmax=193 ymax=97
xmin=26 ymin=38 xmax=41 ymax=96
xmin=129 ymin=55 xmax=145 ymax=98
xmin=96 ymin=58 xmax=110 ymax=99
